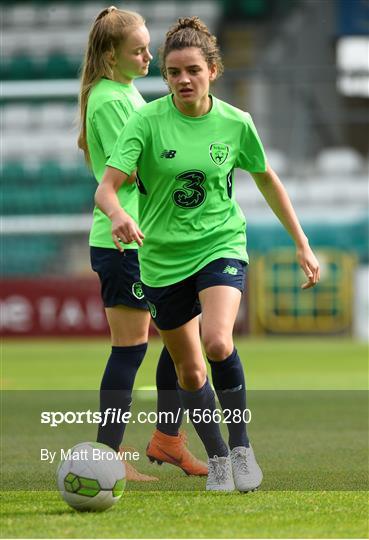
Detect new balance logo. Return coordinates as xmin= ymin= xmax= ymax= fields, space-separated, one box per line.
xmin=223 ymin=265 xmax=238 ymax=276
xmin=161 ymin=149 xmax=177 ymax=159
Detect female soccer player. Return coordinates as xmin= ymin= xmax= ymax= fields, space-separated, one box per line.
xmin=95 ymin=16 xmax=320 ymax=491
xmin=78 ymin=7 xmax=207 ymax=481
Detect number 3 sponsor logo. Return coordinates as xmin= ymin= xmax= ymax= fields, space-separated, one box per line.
xmin=172 ymin=170 xmax=206 ymax=209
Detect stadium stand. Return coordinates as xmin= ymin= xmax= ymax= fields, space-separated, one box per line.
xmin=1 ymin=0 xmax=368 ymax=279
xmin=315 ymin=147 xmax=365 ymax=175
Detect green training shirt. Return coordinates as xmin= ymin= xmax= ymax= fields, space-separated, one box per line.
xmin=86 ymin=78 xmax=145 ymax=248
xmin=108 ymin=94 xmax=267 ymax=286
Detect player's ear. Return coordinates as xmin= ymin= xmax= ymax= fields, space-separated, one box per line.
xmin=209 ymin=63 xmax=217 ymax=82
xmin=104 ymin=49 xmax=116 ymax=66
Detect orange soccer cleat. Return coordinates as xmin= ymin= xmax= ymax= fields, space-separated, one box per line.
xmin=146 ymin=430 xmax=208 ymax=476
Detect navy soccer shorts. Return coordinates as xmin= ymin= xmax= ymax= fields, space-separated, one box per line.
xmin=142 ymin=258 xmax=247 ymax=330
xmin=90 ymin=247 xmax=148 ymax=310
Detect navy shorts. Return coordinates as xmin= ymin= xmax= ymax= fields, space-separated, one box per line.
xmin=90 ymin=247 xmax=148 ymax=310
xmin=142 ymin=258 xmax=246 ymax=330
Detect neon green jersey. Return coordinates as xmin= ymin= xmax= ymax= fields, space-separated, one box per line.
xmin=108 ymin=94 xmax=267 ymax=286
xmin=86 ymin=78 xmax=145 ymax=248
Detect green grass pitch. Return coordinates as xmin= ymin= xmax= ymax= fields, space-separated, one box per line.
xmin=1 ymin=337 xmax=368 ymax=539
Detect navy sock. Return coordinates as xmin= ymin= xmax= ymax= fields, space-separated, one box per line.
xmin=177 ymin=378 xmax=228 ymax=458
xmin=208 ymin=348 xmax=249 ymax=449
xmin=156 ymin=347 xmax=183 ymax=436
xmin=97 ymin=343 xmax=147 ymax=451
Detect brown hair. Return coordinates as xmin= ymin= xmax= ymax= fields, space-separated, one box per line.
xmin=78 ymin=6 xmax=144 ymax=162
xmin=159 ymin=17 xmax=223 ymax=80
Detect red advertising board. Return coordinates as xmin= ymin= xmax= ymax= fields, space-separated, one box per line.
xmin=1 ymin=278 xmax=249 ymax=337
xmin=0 ymin=278 xmax=109 ymax=336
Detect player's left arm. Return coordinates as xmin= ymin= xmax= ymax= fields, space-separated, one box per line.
xmin=251 ymin=163 xmax=320 ymax=289
xmin=95 ymin=166 xmax=144 ymax=250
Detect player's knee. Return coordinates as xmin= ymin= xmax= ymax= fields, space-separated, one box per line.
xmin=203 ymin=335 xmax=233 ymax=361
xmin=178 ymin=366 xmax=206 ymax=391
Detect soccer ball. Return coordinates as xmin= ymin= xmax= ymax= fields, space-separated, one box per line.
xmin=57 ymin=442 xmax=126 ymax=512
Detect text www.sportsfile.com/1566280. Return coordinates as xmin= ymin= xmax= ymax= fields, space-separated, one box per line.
xmin=40 ymin=408 xmax=252 ymax=428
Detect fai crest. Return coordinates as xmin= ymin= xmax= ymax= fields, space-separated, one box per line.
xmin=132 ymin=281 xmax=144 ymax=300
xmin=147 ymin=301 xmax=157 ymax=319
xmin=209 ymin=143 xmax=229 ymax=166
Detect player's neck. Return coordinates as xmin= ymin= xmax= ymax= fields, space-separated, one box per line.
xmin=111 ymin=68 xmax=133 ymax=85
xmin=173 ymin=95 xmax=212 ymax=117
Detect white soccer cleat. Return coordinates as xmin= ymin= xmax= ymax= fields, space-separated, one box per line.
xmin=230 ymin=445 xmax=263 ymax=492
xmin=206 ymin=455 xmax=235 ymax=491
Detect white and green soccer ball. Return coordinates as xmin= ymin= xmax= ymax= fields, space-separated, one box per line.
xmin=57 ymin=442 xmax=126 ymax=512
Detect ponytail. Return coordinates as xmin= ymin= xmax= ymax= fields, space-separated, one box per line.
xmin=78 ymin=6 xmax=144 ymax=163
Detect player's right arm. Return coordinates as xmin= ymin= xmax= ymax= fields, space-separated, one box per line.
xmin=95 ymin=166 xmax=144 ymax=250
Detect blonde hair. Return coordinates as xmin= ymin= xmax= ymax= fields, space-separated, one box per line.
xmin=78 ymin=6 xmax=144 ymax=162
xmin=159 ymin=17 xmax=224 ymax=80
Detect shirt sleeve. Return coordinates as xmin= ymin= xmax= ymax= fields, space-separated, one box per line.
xmin=107 ymin=111 xmax=145 ymax=176
xmin=92 ymin=100 xmax=130 ymax=159
xmin=236 ymin=113 xmax=267 ymax=173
